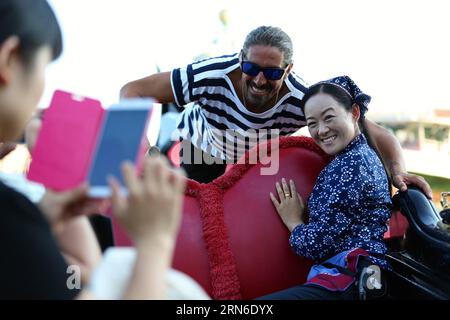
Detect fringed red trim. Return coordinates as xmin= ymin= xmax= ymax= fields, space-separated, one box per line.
xmin=213 ymin=136 xmax=330 ymax=191
xmin=197 ymin=185 xmax=242 ymax=300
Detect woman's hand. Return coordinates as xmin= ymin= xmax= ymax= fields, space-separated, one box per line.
xmin=107 ymin=157 xmax=186 ymax=299
xmin=38 ymin=184 xmax=105 ymax=230
xmin=270 ymin=178 xmax=306 ymax=232
xmin=109 ymin=157 xmax=186 ymax=248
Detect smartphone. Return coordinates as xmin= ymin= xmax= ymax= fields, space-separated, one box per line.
xmin=88 ymin=99 xmax=153 ymax=198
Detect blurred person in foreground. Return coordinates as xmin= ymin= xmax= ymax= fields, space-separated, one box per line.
xmin=0 ymin=0 xmax=186 ymax=300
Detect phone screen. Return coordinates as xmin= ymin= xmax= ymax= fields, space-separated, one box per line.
xmin=88 ymin=104 xmax=150 ymax=197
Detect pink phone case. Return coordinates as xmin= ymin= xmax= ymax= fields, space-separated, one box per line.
xmin=27 ymin=90 xmax=105 ymax=190
xmin=27 ymin=90 xmax=154 ymax=194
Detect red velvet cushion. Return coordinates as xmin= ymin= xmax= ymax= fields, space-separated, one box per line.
xmin=112 ymin=136 xmax=331 ymax=299
xmin=221 ymin=145 xmax=329 ymax=299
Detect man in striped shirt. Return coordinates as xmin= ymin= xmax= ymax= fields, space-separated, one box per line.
xmin=120 ymin=26 xmax=432 ymax=199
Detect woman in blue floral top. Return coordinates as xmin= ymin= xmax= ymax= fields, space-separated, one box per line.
xmin=260 ymin=76 xmax=392 ymax=300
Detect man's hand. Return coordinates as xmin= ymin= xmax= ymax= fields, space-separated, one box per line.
xmin=365 ymin=119 xmax=433 ymax=200
xmin=270 ymin=178 xmax=305 ymax=232
xmin=392 ymin=172 xmax=433 ymax=199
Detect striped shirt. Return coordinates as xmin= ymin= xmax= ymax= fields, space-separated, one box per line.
xmin=170 ymin=53 xmax=308 ymax=161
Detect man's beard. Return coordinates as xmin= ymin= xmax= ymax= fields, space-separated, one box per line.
xmin=245 ymin=81 xmax=274 ymax=109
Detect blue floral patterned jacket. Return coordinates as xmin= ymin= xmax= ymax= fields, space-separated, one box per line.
xmin=290 ymin=134 xmax=392 ymax=270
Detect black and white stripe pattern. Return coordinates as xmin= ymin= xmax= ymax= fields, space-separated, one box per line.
xmin=171 ymin=53 xmax=308 ymax=161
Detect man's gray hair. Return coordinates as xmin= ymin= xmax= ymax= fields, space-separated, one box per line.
xmin=242 ymin=26 xmax=293 ymax=66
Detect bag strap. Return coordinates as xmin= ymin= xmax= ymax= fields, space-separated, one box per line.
xmin=321 ymin=254 xmax=376 ymax=277
xmin=321 ymin=262 xmax=356 ymax=277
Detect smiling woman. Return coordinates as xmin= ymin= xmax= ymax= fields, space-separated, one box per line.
xmin=302 ymin=78 xmax=371 ymax=156
xmin=304 ymin=94 xmax=360 ymax=155
xmin=264 ymin=76 xmax=392 ymax=300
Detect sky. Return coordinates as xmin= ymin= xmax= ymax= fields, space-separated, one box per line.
xmin=44 ymin=0 xmax=450 ymax=118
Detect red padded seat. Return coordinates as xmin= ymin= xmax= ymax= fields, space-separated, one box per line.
xmin=112 ymin=136 xmax=332 ymax=299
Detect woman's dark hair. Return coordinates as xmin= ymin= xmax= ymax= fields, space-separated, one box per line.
xmin=0 ymin=0 xmax=63 ymax=66
xmin=301 ymin=83 xmax=392 ymax=189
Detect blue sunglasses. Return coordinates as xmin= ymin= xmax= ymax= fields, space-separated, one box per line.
xmin=240 ymin=61 xmax=286 ymax=80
